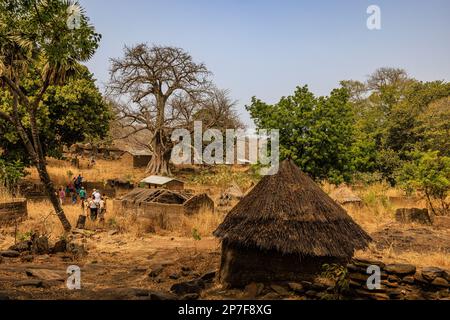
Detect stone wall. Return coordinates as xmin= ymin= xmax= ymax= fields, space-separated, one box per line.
xmin=0 ymin=199 xmax=28 ymax=226
xmin=344 ymin=259 xmax=449 ymax=300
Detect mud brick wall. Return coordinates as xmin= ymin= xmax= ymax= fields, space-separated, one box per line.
xmin=0 ymin=199 xmax=28 ymax=225
xmin=344 ymin=259 xmax=450 ymax=300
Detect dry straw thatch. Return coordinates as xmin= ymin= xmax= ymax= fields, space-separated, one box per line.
xmin=329 ymin=185 xmax=363 ymax=205
xmin=214 ymin=159 xmax=372 ymax=259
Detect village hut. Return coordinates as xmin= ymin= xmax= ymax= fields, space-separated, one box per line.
xmin=121 ymin=149 xmax=153 ymax=168
xmin=114 ymin=188 xmax=214 ymax=224
xmin=224 ymin=182 xmax=244 ymax=200
xmin=140 ymin=176 xmax=185 ymax=191
xmin=329 ymin=185 xmax=363 ymax=206
xmin=213 ymin=159 xmax=371 ymax=287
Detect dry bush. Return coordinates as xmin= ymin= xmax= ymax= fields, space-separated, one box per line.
xmin=178 ymin=207 xmax=224 ymax=238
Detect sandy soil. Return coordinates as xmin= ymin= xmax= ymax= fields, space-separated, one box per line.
xmin=1 ymin=222 xmax=449 ymax=300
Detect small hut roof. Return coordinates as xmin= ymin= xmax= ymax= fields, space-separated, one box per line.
xmin=120 ymin=188 xmax=193 ymax=205
xmin=213 ymin=159 xmax=371 ymax=258
xmin=140 ymin=175 xmax=183 ymax=186
xmin=225 ymin=182 xmax=244 ymax=198
xmin=329 ymin=186 xmax=362 ymax=205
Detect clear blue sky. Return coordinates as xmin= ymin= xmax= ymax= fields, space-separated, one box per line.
xmin=79 ymin=0 xmax=450 ymax=126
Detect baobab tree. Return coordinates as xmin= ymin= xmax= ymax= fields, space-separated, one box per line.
xmin=108 ymin=44 xmax=216 ymax=175
xmin=0 ymin=0 xmax=101 ymax=232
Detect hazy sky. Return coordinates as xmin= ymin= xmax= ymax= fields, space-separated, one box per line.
xmin=79 ymin=0 xmax=450 ymax=126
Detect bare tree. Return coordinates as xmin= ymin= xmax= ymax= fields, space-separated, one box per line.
xmin=109 ymin=44 xmax=242 ymax=175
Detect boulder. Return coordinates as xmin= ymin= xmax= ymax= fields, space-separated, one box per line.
xmin=31 ymin=236 xmax=49 ymax=255
xmin=148 ymin=291 xmax=178 ymax=301
xmin=200 ymin=270 xmax=216 ymax=282
xmin=422 ymin=267 xmax=446 ymax=282
xmin=270 ymin=284 xmax=290 ymax=296
xmin=384 ymin=264 xmax=416 ymax=276
xmin=402 ymin=276 xmax=415 ymax=284
xmin=15 ymin=279 xmax=43 ymax=288
xmin=395 ymin=208 xmax=431 ymax=225
xmin=52 ymin=239 xmax=68 ymax=253
xmin=148 ymin=265 xmax=164 ymax=278
xmin=9 ymin=241 xmax=31 ymax=253
xmin=0 ymin=250 xmax=20 ymax=258
xmin=26 ymin=269 xmax=65 ymax=281
xmin=170 ymin=280 xmax=205 ymax=295
xmin=431 ymin=277 xmax=449 ymax=288
xmin=245 ymin=282 xmax=265 ymax=298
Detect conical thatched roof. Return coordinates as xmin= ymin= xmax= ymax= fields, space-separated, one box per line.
xmin=213 ymin=160 xmax=371 ymax=259
xmin=329 ymin=185 xmax=362 ymax=205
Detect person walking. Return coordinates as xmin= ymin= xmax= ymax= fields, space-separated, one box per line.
xmin=79 ymin=187 xmax=87 ymax=201
xmin=88 ymin=195 xmax=98 ymax=221
xmin=58 ymin=188 xmax=66 ymax=206
xmin=99 ymin=195 xmax=107 ymax=223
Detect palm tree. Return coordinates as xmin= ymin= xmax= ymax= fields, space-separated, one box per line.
xmin=0 ymin=0 xmax=101 ymax=232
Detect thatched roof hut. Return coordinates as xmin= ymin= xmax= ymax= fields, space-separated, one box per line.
xmin=329 ymin=185 xmax=363 ymax=206
xmin=213 ymin=159 xmax=371 ymax=287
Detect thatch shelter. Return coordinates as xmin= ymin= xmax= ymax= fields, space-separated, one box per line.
xmin=213 ymin=159 xmax=371 ymax=287
xmin=114 ymin=188 xmax=214 ymax=224
xmin=329 ymin=185 xmax=363 ymax=206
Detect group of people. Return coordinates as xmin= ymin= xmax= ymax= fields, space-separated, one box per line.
xmin=57 ymin=174 xmax=85 ymax=205
xmin=56 ymin=174 xmax=108 ymax=223
xmin=85 ymin=189 xmax=107 ymax=222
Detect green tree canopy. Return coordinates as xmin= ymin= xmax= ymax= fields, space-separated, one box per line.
xmin=247 ymin=85 xmax=355 ymax=184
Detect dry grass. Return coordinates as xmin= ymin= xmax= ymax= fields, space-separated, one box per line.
xmin=26 ymin=158 xmax=147 ymax=187
xmin=5 ymin=160 xmax=449 ymax=270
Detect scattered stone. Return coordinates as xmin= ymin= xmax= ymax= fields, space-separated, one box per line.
xmin=288 ymin=282 xmax=304 ymax=293
xmin=181 ymin=293 xmax=200 ymax=300
xmin=422 ymin=267 xmax=446 ymax=282
xmin=200 ymin=270 xmax=216 ymax=282
xmin=26 ymin=269 xmax=65 ymax=281
xmin=385 ymin=264 xmax=416 ymax=276
xmin=414 ymin=274 xmax=430 ymax=285
xmin=148 ymin=291 xmax=178 ymax=300
xmin=170 ymin=280 xmax=205 ymax=295
xmin=0 ymin=250 xmax=20 ymax=258
xmin=431 ymin=277 xmax=449 ymax=288
xmin=181 ymin=270 xmax=192 ymax=277
xmin=66 ymin=243 xmax=88 ymax=258
xmin=382 ymin=280 xmax=399 ymax=288
xmin=148 ymin=265 xmax=164 ymax=278
xmin=270 ymin=284 xmax=290 ymax=296
xmin=388 ymin=275 xmax=401 ymax=283
xmin=31 ymin=236 xmax=49 ymax=255
xmin=15 ymin=279 xmax=43 ymax=288
xmin=245 ymin=282 xmax=265 ymax=298
xmin=402 ymin=276 xmax=415 ymax=284
xmin=300 ymin=281 xmax=313 ymax=290
xmin=9 ymin=241 xmax=31 ymax=253
xmin=52 ymin=239 xmax=68 ymax=253
xmin=181 ymin=266 xmax=192 ymax=272
xmin=169 ymin=273 xmax=180 ymax=280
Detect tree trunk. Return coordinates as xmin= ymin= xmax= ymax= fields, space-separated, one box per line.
xmin=146 ymin=130 xmax=172 ymax=175
xmin=36 ymin=160 xmax=72 ymax=232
